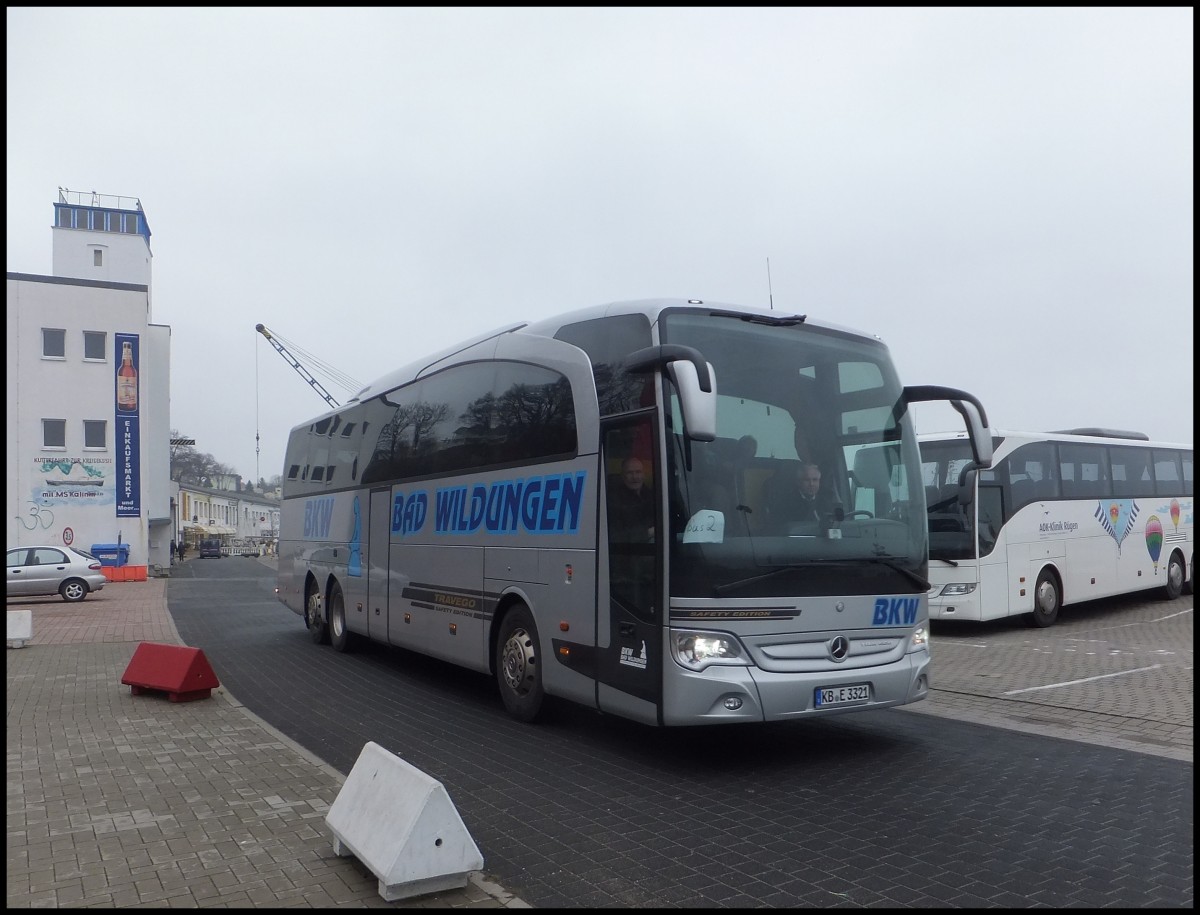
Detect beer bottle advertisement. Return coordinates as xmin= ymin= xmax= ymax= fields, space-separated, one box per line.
xmin=114 ymin=332 xmax=142 ymax=518
xmin=117 ymin=339 xmax=138 ymax=413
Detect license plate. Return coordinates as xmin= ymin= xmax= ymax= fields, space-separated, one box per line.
xmin=814 ymin=683 xmax=870 ymax=708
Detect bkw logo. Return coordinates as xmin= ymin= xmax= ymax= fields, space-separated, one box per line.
xmin=304 ymin=497 xmax=334 ymax=539
xmin=872 ymin=596 xmax=919 ymax=626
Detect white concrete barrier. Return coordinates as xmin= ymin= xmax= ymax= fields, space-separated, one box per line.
xmin=326 ymin=741 xmax=484 ymax=901
xmin=7 ymin=609 xmax=33 ymax=648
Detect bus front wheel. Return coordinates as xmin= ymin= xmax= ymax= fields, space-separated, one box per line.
xmin=1026 ymin=568 xmax=1060 ymax=628
xmin=495 ymin=604 xmax=544 ymax=723
xmin=306 ymin=587 xmax=330 ymax=645
xmin=1162 ymin=553 xmax=1185 ymax=601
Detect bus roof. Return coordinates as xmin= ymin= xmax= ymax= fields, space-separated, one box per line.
xmin=919 ymin=429 xmax=1193 ymax=450
xmin=324 ymin=298 xmax=882 ymax=420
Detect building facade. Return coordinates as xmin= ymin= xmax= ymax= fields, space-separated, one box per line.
xmin=176 ymin=478 xmax=280 ymax=555
xmin=7 ymin=189 xmax=172 ymax=571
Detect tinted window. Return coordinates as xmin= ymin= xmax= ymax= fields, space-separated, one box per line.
xmin=361 ymin=361 xmax=577 ymax=485
xmin=1005 ymin=441 xmax=1060 ymax=508
xmin=1108 ymin=446 xmax=1154 ymax=498
xmin=1059 ymin=442 xmax=1111 ymax=499
xmin=554 ymin=314 xmax=653 ymax=416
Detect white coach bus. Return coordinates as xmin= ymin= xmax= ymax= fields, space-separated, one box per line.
xmin=920 ymin=428 xmax=1193 ymax=627
xmin=274 ymin=298 xmax=993 ymax=725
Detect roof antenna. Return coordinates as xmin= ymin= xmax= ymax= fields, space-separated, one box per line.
xmin=766 ymin=257 xmax=774 ymax=310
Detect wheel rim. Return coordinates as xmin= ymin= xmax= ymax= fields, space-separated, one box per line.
xmin=306 ymin=592 xmax=320 ymax=628
xmin=1036 ymin=578 xmax=1057 ymax=616
xmin=64 ymin=582 xmax=84 ymax=600
xmin=1168 ymin=557 xmax=1183 ymax=593
xmin=501 ymin=626 xmax=535 ymax=695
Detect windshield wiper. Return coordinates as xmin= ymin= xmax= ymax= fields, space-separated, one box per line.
xmin=713 ymin=557 xmax=929 ymax=597
xmin=713 ymin=566 xmax=798 ymax=597
xmin=863 ymin=558 xmax=930 ymax=590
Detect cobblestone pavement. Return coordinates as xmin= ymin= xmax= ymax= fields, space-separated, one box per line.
xmin=7 ymin=562 xmax=1191 ymax=907
xmin=6 ymin=570 xmax=530 ymax=909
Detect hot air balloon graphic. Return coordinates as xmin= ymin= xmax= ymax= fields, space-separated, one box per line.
xmin=1144 ymin=516 xmax=1163 ymax=573
xmin=1094 ymin=499 xmax=1139 ymax=553
xmin=1170 ymin=499 xmax=1180 ymax=532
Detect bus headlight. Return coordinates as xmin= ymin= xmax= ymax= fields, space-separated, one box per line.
xmin=909 ymin=626 xmax=929 ymax=652
xmin=939 ymin=583 xmax=977 ymax=596
xmin=672 ymin=630 xmax=750 ymax=671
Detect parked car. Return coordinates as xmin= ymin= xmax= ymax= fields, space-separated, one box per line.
xmin=6 ymin=545 xmax=107 ymax=602
xmin=198 ymin=538 xmax=223 ymax=558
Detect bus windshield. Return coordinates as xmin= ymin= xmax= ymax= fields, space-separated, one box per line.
xmin=661 ymin=309 xmax=928 ymax=598
xmin=919 ymin=438 xmax=982 ymax=562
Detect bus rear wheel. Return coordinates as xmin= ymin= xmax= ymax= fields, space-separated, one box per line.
xmin=1162 ymin=553 xmax=1185 ymax=601
xmin=495 ymin=604 xmax=544 ymax=723
xmin=306 ymin=586 xmax=330 ymax=645
xmin=328 ymin=581 xmax=355 ymax=652
xmin=1026 ymin=568 xmax=1060 ymax=628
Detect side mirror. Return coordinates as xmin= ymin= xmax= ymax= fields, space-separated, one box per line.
xmin=957 ymin=467 xmax=977 ymax=505
xmin=949 ymin=399 xmax=993 ymax=468
xmin=626 ymin=344 xmax=717 ymax=442
xmin=902 ymin=384 xmax=994 ymax=469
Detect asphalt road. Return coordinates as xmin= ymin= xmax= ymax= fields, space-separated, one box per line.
xmin=167 ymin=556 xmax=1193 ymax=908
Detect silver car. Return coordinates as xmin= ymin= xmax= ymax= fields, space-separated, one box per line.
xmin=6 ymin=545 xmax=107 ymax=602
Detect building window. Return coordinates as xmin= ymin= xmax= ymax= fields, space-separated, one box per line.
xmin=42 ymin=328 xmax=66 ymax=358
xmin=83 ymin=331 xmax=106 ymax=360
xmin=122 ymin=214 xmax=139 ymax=234
xmin=43 ymin=419 xmax=67 ymax=448
xmin=84 ymin=420 xmax=106 ymax=449
xmin=93 ymin=249 xmax=103 ymax=266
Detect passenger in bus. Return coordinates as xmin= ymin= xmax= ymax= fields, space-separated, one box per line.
xmin=763 ymin=460 xmax=839 ymax=532
xmin=609 ymin=457 xmax=655 ymax=543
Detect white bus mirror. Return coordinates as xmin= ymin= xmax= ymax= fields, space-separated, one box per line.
xmin=667 ymin=359 xmax=717 ymax=442
xmin=626 ymin=344 xmax=717 ymax=442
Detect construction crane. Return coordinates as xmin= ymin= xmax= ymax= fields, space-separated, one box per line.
xmin=255 ymin=323 xmax=362 ymax=410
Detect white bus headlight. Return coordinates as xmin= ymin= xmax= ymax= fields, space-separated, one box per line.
xmin=672 ymin=630 xmax=750 ymax=671
xmin=909 ymin=626 xmax=929 ymax=652
xmin=939 ymin=583 xmax=977 ymax=596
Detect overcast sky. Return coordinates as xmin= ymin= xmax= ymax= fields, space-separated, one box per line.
xmin=7 ymin=7 xmax=1193 ymax=483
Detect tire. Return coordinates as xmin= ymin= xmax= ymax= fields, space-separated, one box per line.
xmin=328 ymin=581 xmax=354 ymax=653
xmin=1025 ymin=568 xmax=1060 ymax=628
xmin=306 ymin=586 xmax=329 ymax=645
xmin=59 ymin=579 xmax=89 ymax=602
xmin=495 ymin=604 xmax=544 ymax=723
xmin=1162 ymin=552 xmax=1185 ymax=601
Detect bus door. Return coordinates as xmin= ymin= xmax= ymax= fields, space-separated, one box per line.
xmin=598 ymin=415 xmax=664 ymax=720
xmin=367 ymin=487 xmax=392 ymax=642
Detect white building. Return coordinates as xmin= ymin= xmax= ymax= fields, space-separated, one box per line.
xmin=176 ymin=480 xmax=280 ymax=555
xmin=7 ymin=189 xmax=173 ymax=571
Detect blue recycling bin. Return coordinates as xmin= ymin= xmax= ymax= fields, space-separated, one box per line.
xmin=90 ymin=543 xmax=130 ymax=567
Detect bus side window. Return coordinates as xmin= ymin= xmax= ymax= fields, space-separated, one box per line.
xmin=977 ymin=484 xmax=1002 ymax=556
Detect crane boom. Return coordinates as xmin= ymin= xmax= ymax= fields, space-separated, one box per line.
xmin=256 ymin=323 xmax=340 ymax=409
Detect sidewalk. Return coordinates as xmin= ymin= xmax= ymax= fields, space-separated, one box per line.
xmin=6 ymin=573 xmax=530 ymax=909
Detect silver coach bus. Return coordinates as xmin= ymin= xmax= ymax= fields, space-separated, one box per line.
xmin=274 ymin=299 xmax=992 ymax=725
